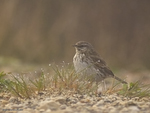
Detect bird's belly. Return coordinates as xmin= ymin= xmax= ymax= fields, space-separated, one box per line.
xmin=73 ymin=54 xmax=97 ymax=75
xmin=73 ymin=54 xmax=106 ymax=82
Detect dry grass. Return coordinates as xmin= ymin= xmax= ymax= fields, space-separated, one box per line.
xmin=0 ymin=63 xmax=150 ymax=99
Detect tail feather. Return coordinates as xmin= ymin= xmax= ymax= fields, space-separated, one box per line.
xmin=113 ymin=76 xmax=127 ymax=84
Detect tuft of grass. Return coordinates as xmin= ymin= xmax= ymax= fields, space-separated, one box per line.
xmin=100 ymin=78 xmax=150 ymax=98
xmin=0 ymin=71 xmax=7 ymax=92
xmin=0 ymin=63 xmax=98 ymax=98
xmin=29 ymin=72 xmax=46 ymax=92
xmin=104 ymin=81 xmax=122 ymax=94
xmin=0 ymin=64 xmax=150 ymax=99
xmin=48 ymin=63 xmax=98 ymax=95
xmin=3 ymin=75 xmax=34 ymax=98
xmin=118 ymin=81 xmax=150 ymax=98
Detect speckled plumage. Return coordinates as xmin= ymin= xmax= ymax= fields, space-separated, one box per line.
xmin=73 ymin=41 xmax=127 ymax=84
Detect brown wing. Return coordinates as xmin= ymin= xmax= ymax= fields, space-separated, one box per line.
xmin=88 ymin=50 xmax=114 ymax=77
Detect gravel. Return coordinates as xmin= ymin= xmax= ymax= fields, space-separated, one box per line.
xmin=0 ymin=92 xmax=150 ymax=113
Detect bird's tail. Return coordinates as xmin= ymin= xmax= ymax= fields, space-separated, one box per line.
xmin=113 ymin=76 xmax=127 ymax=84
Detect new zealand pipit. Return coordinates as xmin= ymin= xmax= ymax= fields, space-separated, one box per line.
xmin=73 ymin=41 xmax=127 ymax=84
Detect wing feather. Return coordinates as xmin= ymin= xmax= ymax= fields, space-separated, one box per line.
xmin=88 ymin=50 xmax=114 ymax=76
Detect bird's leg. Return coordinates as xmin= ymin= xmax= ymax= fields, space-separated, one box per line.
xmin=96 ymin=81 xmax=107 ymax=96
xmin=95 ymin=82 xmax=101 ymax=96
xmin=102 ymin=80 xmax=107 ymax=93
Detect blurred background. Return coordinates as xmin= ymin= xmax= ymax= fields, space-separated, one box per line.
xmin=0 ymin=0 xmax=150 ymax=73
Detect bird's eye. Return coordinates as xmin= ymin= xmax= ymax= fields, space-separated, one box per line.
xmin=78 ymin=44 xmax=87 ymax=48
xmin=78 ymin=45 xmax=84 ymax=48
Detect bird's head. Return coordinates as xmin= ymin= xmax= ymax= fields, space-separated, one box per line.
xmin=73 ymin=41 xmax=93 ymax=53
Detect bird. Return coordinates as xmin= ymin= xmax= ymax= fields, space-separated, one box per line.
xmin=73 ymin=41 xmax=127 ymax=84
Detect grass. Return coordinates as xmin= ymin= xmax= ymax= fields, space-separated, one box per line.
xmin=118 ymin=81 xmax=150 ymax=98
xmin=0 ymin=64 xmax=150 ymax=99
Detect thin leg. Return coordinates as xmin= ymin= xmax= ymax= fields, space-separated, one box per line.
xmin=102 ymin=80 xmax=107 ymax=92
